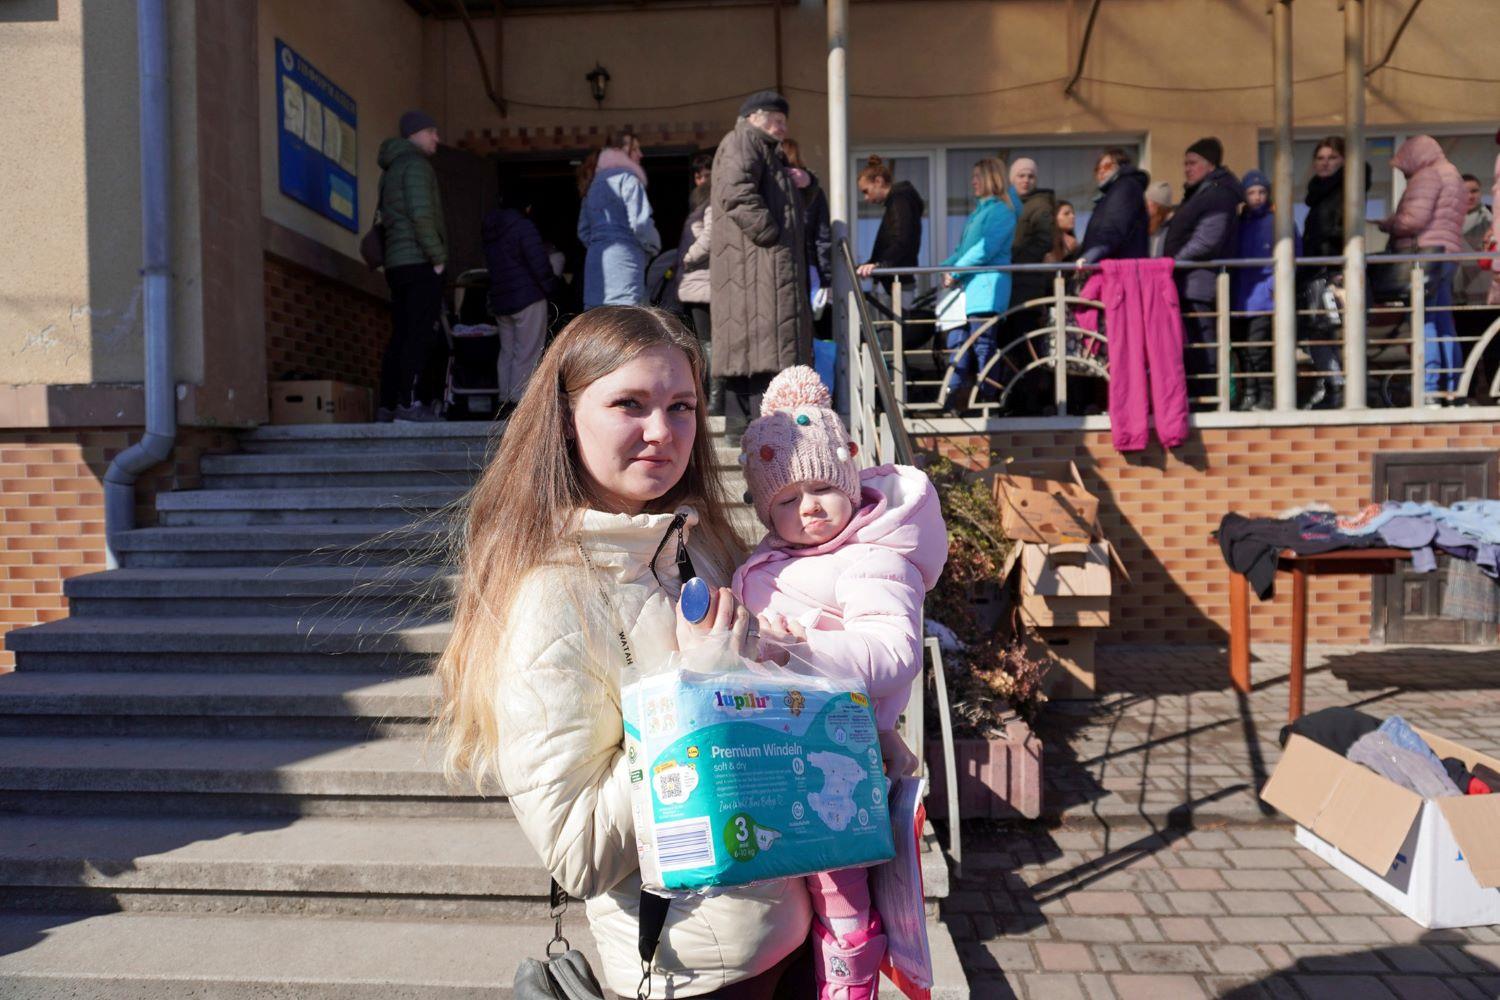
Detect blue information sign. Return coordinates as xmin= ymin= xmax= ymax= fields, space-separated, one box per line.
xmin=275 ymin=40 xmax=358 ymax=231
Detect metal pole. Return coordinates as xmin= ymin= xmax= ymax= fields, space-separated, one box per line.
xmin=1272 ymin=0 xmax=1298 ymax=412
xmin=828 ymin=0 xmax=852 ymax=427
xmin=1217 ymin=270 xmax=1233 ymax=411
xmin=1053 ymin=271 xmax=1070 ymax=415
xmin=1410 ymin=263 xmax=1425 ymax=406
xmin=891 ymin=275 xmax=906 ymax=403
xmin=1342 ymin=0 xmax=1368 ymax=409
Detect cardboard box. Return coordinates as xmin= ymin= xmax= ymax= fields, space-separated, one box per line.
xmin=1019 ymin=542 xmax=1113 ymax=627
xmin=270 ymin=380 xmax=372 ymax=424
xmin=1261 ymin=731 xmax=1500 ymax=928
xmin=994 ymin=461 xmax=1099 ymax=545
xmin=1024 ymin=628 xmax=1097 ymax=700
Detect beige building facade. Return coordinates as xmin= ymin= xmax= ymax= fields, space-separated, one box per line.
xmin=0 ymin=0 xmax=1496 ymax=660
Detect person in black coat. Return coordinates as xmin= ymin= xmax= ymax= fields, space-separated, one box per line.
xmin=856 ymin=155 xmax=925 ymax=290
xmin=781 ymin=139 xmax=833 ymax=342
xmin=1162 ymin=137 xmax=1245 ymax=395
xmin=1297 ymin=136 xmax=1368 ymax=409
xmin=482 ymin=189 xmax=558 ymax=408
xmin=1077 ymin=147 xmax=1151 ymax=266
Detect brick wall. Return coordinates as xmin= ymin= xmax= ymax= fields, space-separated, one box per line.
xmin=925 ymin=420 xmax=1500 ymax=645
xmin=0 ymin=428 xmax=236 ymax=670
xmin=264 ymin=253 xmax=389 ymax=389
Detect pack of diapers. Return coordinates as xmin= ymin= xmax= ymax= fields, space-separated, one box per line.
xmin=623 ymin=656 xmax=895 ymax=894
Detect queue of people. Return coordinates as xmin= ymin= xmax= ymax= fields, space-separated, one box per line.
xmin=368 ymin=101 xmax=1496 ymax=424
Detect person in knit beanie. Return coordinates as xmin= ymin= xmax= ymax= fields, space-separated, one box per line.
xmin=739 ymin=366 xmax=861 ymax=534
xmin=730 ymin=364 xmax=949 ymax=1000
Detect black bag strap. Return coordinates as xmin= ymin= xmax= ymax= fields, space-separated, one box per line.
xmin=637 ymin=887 xmax=672 ymax=968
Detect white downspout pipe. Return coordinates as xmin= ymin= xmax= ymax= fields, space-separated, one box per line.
xmin=103 ymin=0 xmax=177 ymax=569
xmin=1271 ymin=0 xmax=1298 ymax=411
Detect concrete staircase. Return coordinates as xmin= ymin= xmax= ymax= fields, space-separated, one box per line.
xmin=0 ymin=418 xmax=966 ymax=998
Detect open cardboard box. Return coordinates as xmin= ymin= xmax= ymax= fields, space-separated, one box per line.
xmin=1016 ymin=541 xmax=1129 ymax=628
xmin=1261 ymin=730 xmax=1500 ymax=928
xmin=994 ymin=460 xmax=1100 ymax=545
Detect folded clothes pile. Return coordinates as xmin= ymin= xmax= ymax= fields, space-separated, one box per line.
xmin=1217 ymin=500 xmax=1500 ymax=614
xmin=1279 ymin=706 xmax=1498 ymax=799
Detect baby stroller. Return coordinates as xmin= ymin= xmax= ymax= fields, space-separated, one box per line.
xmin=444 ymin=268 xmax=502 ymax=420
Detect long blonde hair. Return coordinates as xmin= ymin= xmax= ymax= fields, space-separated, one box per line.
xmin=435 ymin=306 xmax=743 ymax=786
xmin=974 ymin=157 xmax=1014 ymax=209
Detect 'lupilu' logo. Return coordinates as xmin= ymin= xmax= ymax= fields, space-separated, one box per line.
xmin=714 ymin=690 xmax=770 ymax=712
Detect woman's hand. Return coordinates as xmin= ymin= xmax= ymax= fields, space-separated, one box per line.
xmin=941 ymin=273 xmax=955 ymax=288
xmin=675 ymin=586 xmax=749 ymax=654
xmin=753 ymin=613 xmax=805 ymax=668
xmin=856 ymin=262 xmax=877 ymax=279
xmin=879 ymin=730 xmax=921 ymax=779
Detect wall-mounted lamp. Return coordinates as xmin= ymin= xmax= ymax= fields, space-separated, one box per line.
xmin=586 ymin=63 xmax=611 ymax=108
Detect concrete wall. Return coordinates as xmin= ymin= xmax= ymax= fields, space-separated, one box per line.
xmin=256 ymin=0 xmax=427 ymax=261
xmin=0 ymin=0 xmax=202 ymax=388
xmin=431 ymin=0 xmax=1493 ymax=185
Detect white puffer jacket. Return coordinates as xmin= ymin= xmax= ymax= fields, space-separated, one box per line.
xmin=494 ymin=506 xmax=811 ymax=998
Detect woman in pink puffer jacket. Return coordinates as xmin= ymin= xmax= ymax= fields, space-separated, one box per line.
xmin=1379 ymin=135 xmax=1468 ymax=400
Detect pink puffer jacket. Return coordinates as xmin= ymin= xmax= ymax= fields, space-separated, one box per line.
xmin=1382 ymin=135 xmax=1467 ymax=253
xmin=732 ymin=465 xmax=948 ymax=731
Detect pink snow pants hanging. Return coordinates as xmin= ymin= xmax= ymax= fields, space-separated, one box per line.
xmin=1095 ymin=258 xmax=1189 ymax=452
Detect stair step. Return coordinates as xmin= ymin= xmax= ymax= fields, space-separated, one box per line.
xmin=0 ymin=814 xmax=547 ymax=917
xmin=156 ymin=487 xmax=466 ymax=527
xmin=6 ymin=616 xmax=449 ymax=673
xmin=201 ymin=451 xmax=486 ymax=489
xmin=0 ymin=910 xmax=596 ymax=998
xmin=0 ymin=672 xmax=433 ymax=737
xmin=64 ymin=566 xmax=454 ymax=619
xmin=237 ymin=421 xmax=502 ymax=454
xmin=112 ymin=524 xmax=450 ymax=568
xmin=0 ymin=734 xmax=498 ymax=818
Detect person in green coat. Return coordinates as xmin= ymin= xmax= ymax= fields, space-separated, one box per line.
xmin=941 ymin=158 xmax=1018 ymax=406
xmin=375 ymin=110 xmax=449 ymax=422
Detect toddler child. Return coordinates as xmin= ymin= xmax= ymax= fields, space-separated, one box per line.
xmin=731 ymin=366 xmax=947 ymax=1000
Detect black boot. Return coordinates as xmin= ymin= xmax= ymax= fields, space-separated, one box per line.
xmin=708 ymin=377 xmax=725 ymax=416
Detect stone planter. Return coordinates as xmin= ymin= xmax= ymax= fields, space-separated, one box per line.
xmin=924 ymin=718 xmax=1042 ymax=820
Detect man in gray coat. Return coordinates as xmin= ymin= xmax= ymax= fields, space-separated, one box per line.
xmin=710 ymin=90 xmax=812 ymax=445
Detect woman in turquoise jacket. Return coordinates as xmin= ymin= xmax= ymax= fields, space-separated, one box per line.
xmin=942 ymin=158 xmax=1018 ymax=404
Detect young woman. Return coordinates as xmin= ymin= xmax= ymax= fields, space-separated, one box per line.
xmin=435 ymin=307 xmax=813 ymax=998
xmin=855 ymin=155 xmax=925 ymax=289
xmin=578 ymin=131 xmax=661 ymax=308
xmin=941 ymin=157 xmax=1019 ymax=407
xmin=1045 ymin=200 xmax=1080 ymax=263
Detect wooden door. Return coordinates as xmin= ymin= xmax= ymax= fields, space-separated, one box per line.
xmin=1373 ymin=450 xmax=1499 ymax=644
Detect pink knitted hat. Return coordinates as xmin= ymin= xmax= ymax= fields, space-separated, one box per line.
xmin=739 ymin=366 xmax=861 ymax=527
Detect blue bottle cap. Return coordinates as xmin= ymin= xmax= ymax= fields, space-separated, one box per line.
xmin=680 ymin=576 xmax=712 ymax=625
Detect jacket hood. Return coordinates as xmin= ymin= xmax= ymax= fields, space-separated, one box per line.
xmin=735 ymin=464 xmax=947 ymax=591
xmin=378 ymin=137 xmax=422 ymax=169
xmin=597 ymin=147 xmax=648 ymax=186
xmin=1392 ymin=135 xmax=1444 ymax=177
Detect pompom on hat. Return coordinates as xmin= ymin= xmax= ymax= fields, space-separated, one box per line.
xmin=739 ymin=366 xmax=862 ymax=528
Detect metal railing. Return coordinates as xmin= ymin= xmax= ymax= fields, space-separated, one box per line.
xmin=836 ymin=239 xmax=960 ymax=869
xmin=862 ymin=250 xmax=1500 ymax=417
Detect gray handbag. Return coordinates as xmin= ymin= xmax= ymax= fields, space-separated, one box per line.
xmin=513 ymin=880 xmax=608 ymax=1000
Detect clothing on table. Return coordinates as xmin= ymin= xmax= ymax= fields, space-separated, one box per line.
xmin=1338 ymin=503 xmax=1384 ymax=534
xmin=1346 ymin=730 xmax=1462 ymax=799
xmin=1217 ymin=512 xmax=1385 ymax=600
xmin=1078 ymin=258 xmax=1189 ymax=452
xmin=1442 ymin=558 xmax=1500 ymax=623
xmin=1277 ymin=706 xmax=1382 ymax=756
xmin=380 ymin=262 xmax=448 ymax=411
xmin=494 ymin=297 xmax=548 ymax=405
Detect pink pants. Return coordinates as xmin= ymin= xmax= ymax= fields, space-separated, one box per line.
xmin=1081 ymin=258 xmax=1189 ymax=452
xmin=807 ymin=866 xmax=871 ymax=928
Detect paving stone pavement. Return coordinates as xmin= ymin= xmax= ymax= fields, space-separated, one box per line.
xmin=942 ymin=643 xmax=1500 ymax=999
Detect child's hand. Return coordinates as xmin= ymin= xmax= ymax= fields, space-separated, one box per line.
xmin=879 ymin=730 xmax=921 ymax=779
